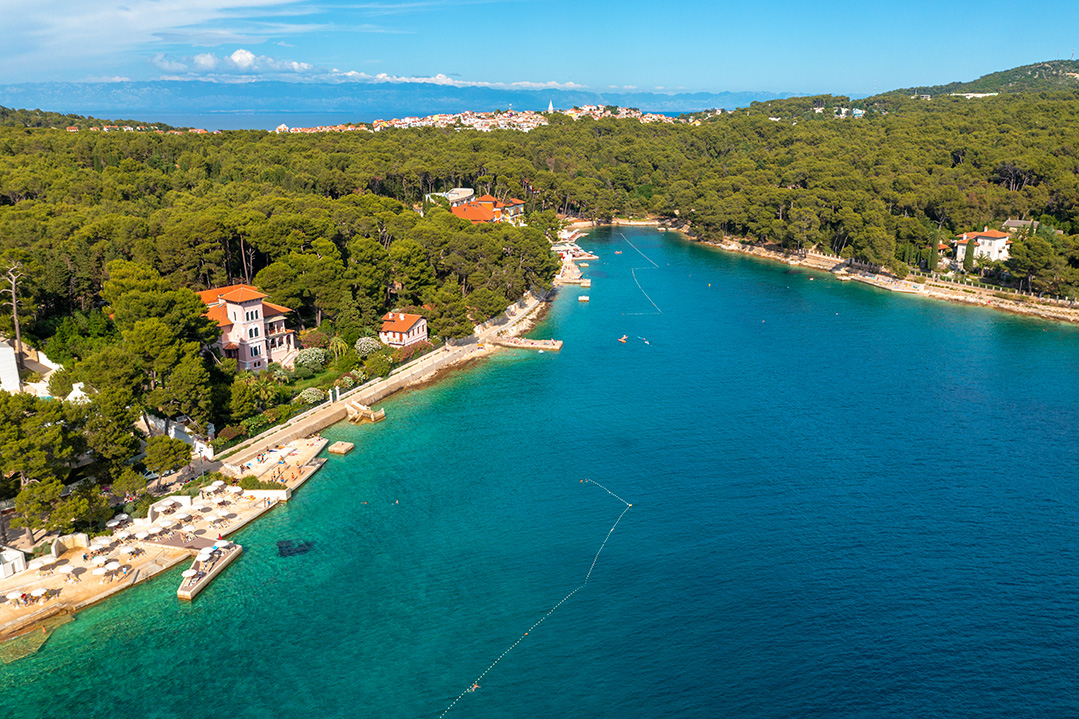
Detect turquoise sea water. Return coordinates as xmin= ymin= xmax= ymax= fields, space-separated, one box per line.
xmin=4 ymin=226 xmax=1079 ymax=718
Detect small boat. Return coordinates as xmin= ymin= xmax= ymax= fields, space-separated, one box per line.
xmin=615 ymin=251 xmax=622 ymax=254
xmin=618 ymin=335 xmax=627 ymax=343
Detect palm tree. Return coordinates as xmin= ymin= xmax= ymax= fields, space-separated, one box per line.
xmin=328 ymin=335 xmax=348 ymax=364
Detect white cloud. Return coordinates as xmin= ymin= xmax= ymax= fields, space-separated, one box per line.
xmin=0 ymin=0 xmax=315 ymax=80
xmin=152 ymin=47 xmax=314 ymax=78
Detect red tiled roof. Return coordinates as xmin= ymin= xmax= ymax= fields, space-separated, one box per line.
xmin=219 ymin=286 xmax=267 ymax=303
xmin=380 ymin=312 xmax=424 ymax=333
xmin=451 ymin=202 xmax=496 ymax=223
xmin=957 ymin=230 xmax=1009 ymax=242
xmin=475 ymin=194 xmax=499 ymax=204
xmin=198 ymin=284 xmax=266 ymax=305
xmin=263 ymin=301 xmax=292 ymax=316
xmin=205 ymin=304 xmax=232 ymax=327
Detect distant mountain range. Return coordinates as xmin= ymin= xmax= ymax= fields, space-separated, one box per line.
xmin=0 ymin=81 xmax=791 ymax=127
xmin=895 ymin=60 xmax=1079 ymax=97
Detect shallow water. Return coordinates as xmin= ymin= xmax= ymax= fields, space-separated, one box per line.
xmin=3 ymin=227 xmax=1079 ymax=718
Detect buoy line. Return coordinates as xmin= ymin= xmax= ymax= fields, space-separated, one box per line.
xmin=438 ymin=479 xmax=633 ymax=717
xmin=619 ymin=232 xmax=663 ymax=315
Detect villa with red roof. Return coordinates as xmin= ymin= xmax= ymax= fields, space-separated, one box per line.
xmin=198 ymin=284 xmax=296 ymax=371
xmin=954 ymin=228 xmax=1012 ymax=263
xmin=450 ymin=193 xmax=527 ymax=225
xmin=379 ymin=312 xmax=428 ymax=348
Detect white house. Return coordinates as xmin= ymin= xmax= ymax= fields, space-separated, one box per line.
xmin=379 ymin=312 xmax=428 ymax=348
xmin=954 ymin=228 xmax=1012 ymax=263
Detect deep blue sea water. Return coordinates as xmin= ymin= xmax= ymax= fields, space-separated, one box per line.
xmin=4 ymin=227 xmax=1079 ymax=718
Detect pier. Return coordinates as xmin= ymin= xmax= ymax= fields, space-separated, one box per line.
xmin=490 ymin=337 xmax=563 ymax=351
xmin=177 ymin=543 xmax=243 ymax=600
xmin=345 ymin=401 xmax=385 ymax=424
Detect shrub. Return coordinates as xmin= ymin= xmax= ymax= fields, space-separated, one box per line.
xmin=298 ymin=329 xmax=329 ymax=349
xmin=291 ymin=366 xmax=313 ymax=380
xmin=240 ymin=475 xmax=285 ymax=490
xmin=242 ymin=414 xmax=270 ymax=436
xmin=272 ymin=368 xmax=290 ymax=383
xmin=364 ymin=353 xmax=392 ymax=378
xmin=294 ymin=347 xmax=329 ymax=371
xmin=217 ymin=425 xmax=246 ymax=442
xmin=391 ymin=340 xmax=434 ymax=364
xmin=264 ymin=404 xmax=293 ymax=425
xmin=354 ymin=336 xmax=382 ymax=358
xmin=335 ymin=373 xmax=356 ymax=390
xmin=296 ymin=387 xmax=325 ymax=404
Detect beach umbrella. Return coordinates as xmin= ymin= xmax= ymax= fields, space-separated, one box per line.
xmin=204 ymin=513 xmax=219 ymax=522
xmin=173 ymin=512 xmax=190 ymax=521
xmin=214 ymin=540 xmax=231 ymax=549
xmin=134 ymin=531 xmax=149 ymax=540
xmin=181 ymin=569 xmax=198 ymax=578
xmin=91 ymin=555 xmax=108 ymax=565
xmin=105 ymin=561 xmax=120 ymax=570
xmin=6 ymin=591 xmax=22 ymax=601
xmin=181 ymin=524 xmax=196 ymax=533
xmin=116 ymin=531 xmax=130 ymax=540
xmin=120 ymin=546 xmax=137 ymax=554
xmin=116 ymin=513 xmax=129 ymax=520
xmin=158 ymin=519 xmax=176 ymax=528
xmin=146 ymin=526 xmax=162 ymax=535
xmin=58 ymin=565 xmax=75 ymax=574
xmin=229 ymin=486 xmax=243 ymax=494
xmin=211 ymin=480 xmax=224 ymax=487
xmin=92 ymin=567 xmax=107 ymax=576
xmin=95 ymin=536 xmax=114 ymax=545
xmin=31 ymin=588 xmax=47 ymax=597
xmin=160 ymin=498 xmax=178 ymax=506
xmin=106 ymin=519 xmax=120 ymax=528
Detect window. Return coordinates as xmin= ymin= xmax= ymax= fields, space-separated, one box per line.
xmin=248 ymin=327 xmax=260 ymax=338
xmin=251 ymin=345 xmax=261 ymax=357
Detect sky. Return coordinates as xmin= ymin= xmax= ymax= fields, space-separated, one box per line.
xmin=2 ymin=0 xmax=1079 ymax=95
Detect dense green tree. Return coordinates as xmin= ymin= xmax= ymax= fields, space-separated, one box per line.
xmin=144 ymin=435 xmax=191 ymax=474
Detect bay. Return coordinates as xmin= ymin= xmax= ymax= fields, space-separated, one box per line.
xmin=3 ymin=226 xmax=1079 ymax=718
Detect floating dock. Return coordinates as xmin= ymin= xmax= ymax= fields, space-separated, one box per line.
xmin=580 ymin=279 xmax=591 ymax=288
xmin=328 ymin=441 xmax=354 ymax=455
xmin=491 ymin=338 xmax=563 ymax=351
xmin=578 ymin=295 xmax=590 ymax=302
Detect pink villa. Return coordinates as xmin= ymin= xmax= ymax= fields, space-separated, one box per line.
xmin=198 ymin=284 xmax=297 ymax=371
xmin=379 ymin=312 xmax=428 ymax=347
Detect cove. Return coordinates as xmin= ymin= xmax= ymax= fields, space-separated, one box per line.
xmin=2 ymin=226 xmax=1079 ymax=719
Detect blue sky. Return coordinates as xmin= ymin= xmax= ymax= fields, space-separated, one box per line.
xmin=2 ymin=0 xmax=1078 ymax=95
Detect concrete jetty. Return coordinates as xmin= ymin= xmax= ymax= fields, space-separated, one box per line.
xmin=177 ymin=544 xmax=242 ymax=600
xmin=345 ymin=401 xmax=385 ymax=424
xmin=491 ymin=337 xmax=563 ymax=351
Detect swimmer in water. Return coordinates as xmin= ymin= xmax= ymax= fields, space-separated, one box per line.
xmin=468 ymin=683 xmax=480 ymax=693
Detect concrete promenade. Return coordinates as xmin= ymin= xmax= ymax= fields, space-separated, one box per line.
xmin=220 ymin=290 xmax=550 ymax=475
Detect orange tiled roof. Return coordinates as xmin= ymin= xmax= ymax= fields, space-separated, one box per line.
xmin=205 ymin=304 xmax=232 ymax=327
xmin=198 ymin=284 xmax=265 ymax=305
xmin=957 ymin=230 xmax=1009 ymax=241
xmin=219 ymin=286 xmax=268 ymax=303
xmin=263 ymin=301 xmax=292 ymax=316
xmin=451 ymin=202 xmax=496 ymax=223
xmin=380 ymin=312 xmax=424 ymax=333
